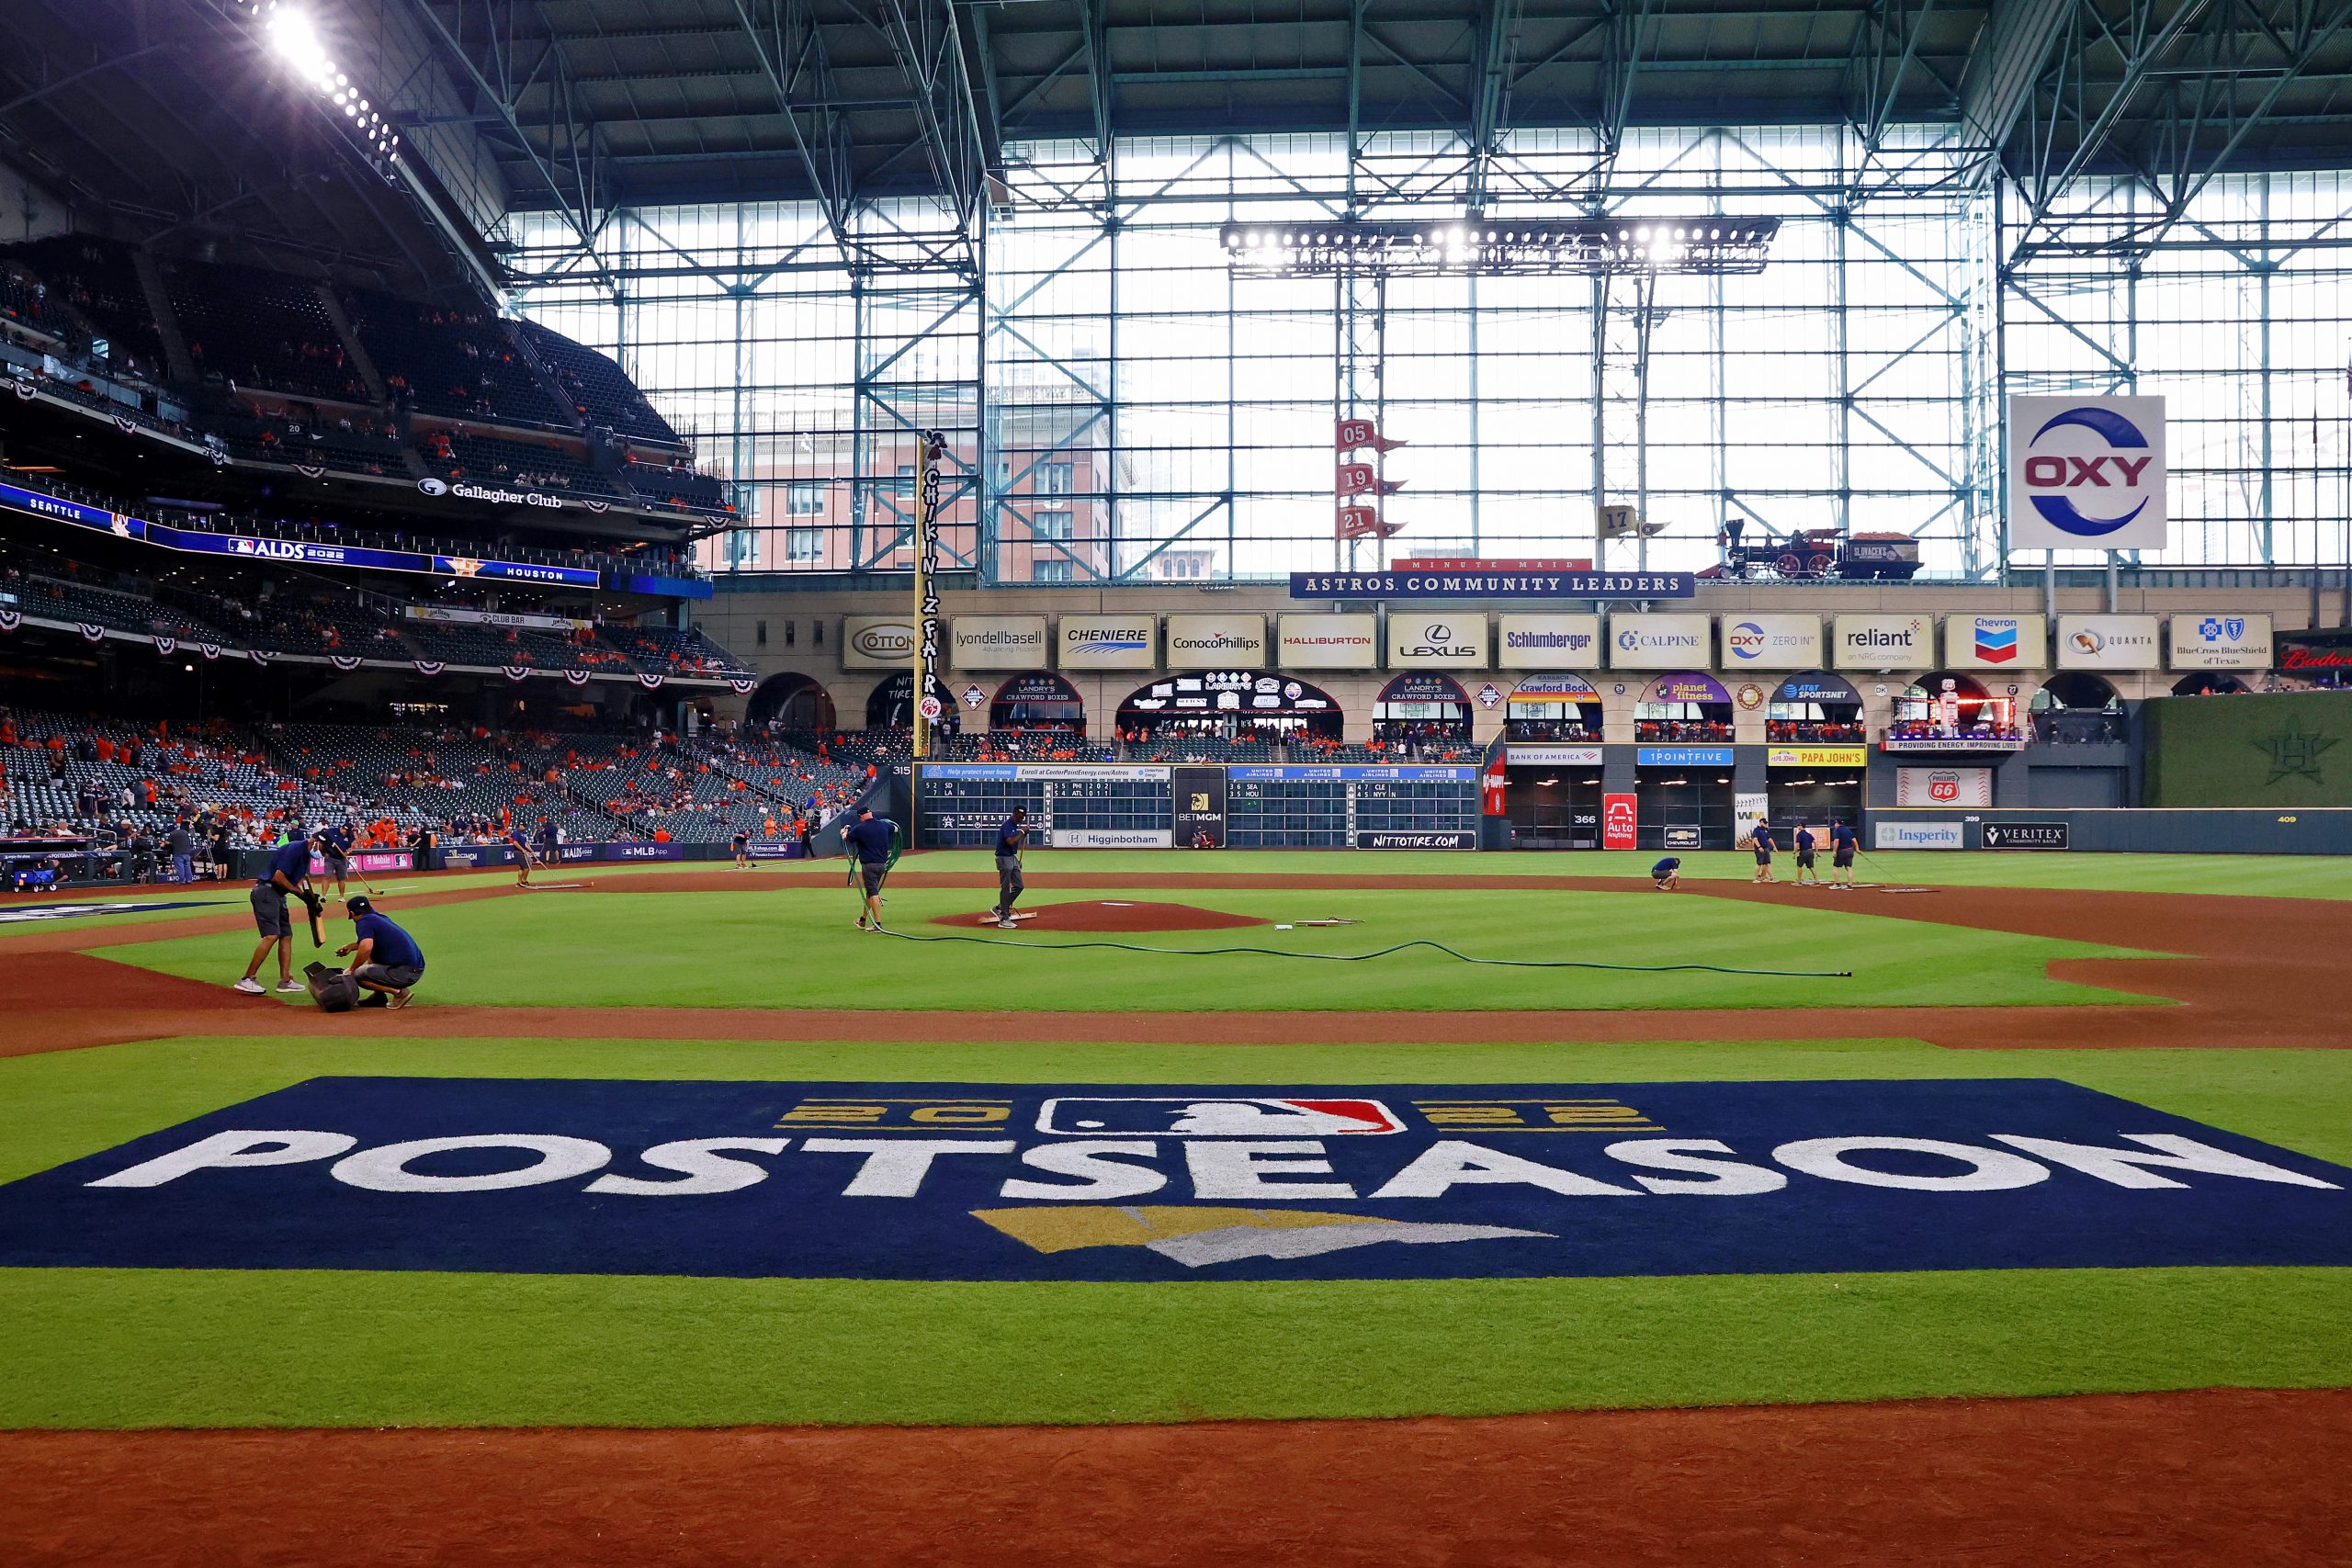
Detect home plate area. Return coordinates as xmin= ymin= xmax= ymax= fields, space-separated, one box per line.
xmin=928 ymin=900 xmax=1272 ymax=931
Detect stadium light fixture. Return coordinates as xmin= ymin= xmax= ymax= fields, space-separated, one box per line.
xmin=1220 ymin=215 xmax=1779 ymax=276
xmin=234 ymin=0 xmax=401 ymax=175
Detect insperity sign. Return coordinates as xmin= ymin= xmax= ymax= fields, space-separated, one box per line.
xmin=4 ymin=1077 xmax=2344 ymax=1282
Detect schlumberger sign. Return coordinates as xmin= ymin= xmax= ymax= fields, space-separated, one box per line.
xmin=1 ymin=1077 xmax=2345 ymax=1282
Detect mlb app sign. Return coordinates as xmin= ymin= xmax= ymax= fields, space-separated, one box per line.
xmin=2007 ymin=395 xmax=2168 ymax=552
xmin=2 ymin=1076 xmax=2346 ymax=1283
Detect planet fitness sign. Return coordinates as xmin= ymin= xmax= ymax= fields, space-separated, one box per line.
xmin=2 ymin=1077 xmax=2343 ymax=1282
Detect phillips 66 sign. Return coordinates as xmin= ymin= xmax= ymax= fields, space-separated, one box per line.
xmin=2007 ymin=395 xmax=2167 ymax=553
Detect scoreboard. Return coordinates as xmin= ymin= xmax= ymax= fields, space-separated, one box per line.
xmin=916 ymin=764 xmax=1175 ymax=848
xmin=1227 ymin=765 xmax=1479 ymax=850
xmin=915 ymin=762 xmax=1479 ymax=850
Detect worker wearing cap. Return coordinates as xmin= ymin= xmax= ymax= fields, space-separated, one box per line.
xmin=336 ymin=896 xmax=425 ymax=1010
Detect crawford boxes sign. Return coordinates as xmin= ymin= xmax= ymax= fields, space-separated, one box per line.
xmin=7 ymin=1077 xmax=2341 ymax=1282
xmin=2007 ymin=395 xmax=2168 ymax=553
xmin=1057 ymin=615 xmax=1158 ymax=671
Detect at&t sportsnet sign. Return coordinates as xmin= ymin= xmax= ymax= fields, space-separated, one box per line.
xmin=2007 ymin=395 xmax=2168 ymax=552
xmin=7 ymin=1077 xmax=2343 ymax=1282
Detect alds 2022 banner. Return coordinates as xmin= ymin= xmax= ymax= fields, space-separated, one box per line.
xmin=2 ymin=1077 xmax=2343 ymax=1282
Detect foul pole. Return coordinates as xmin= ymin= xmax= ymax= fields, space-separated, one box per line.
xmin=911 ymin=429 xmax=945 ymax=760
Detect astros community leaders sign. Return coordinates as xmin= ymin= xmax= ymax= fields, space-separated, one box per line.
xmin=1292 ymin=571 xmax=1695 ymax=599
xmin=6 ymin=1077 xmax=2343 ymax=1283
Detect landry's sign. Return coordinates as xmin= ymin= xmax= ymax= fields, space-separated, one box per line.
xmin=8 ymin=1077 xmax=2343 ymax=1282
xmin=1292 ymin=571 xmax=1694 ymax=600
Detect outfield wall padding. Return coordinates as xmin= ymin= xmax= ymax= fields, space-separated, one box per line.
xmin=2143 ymin=693 xmax=2352 ymax=808
xmin=1868 ymin=806 xmax=2352 ymax=854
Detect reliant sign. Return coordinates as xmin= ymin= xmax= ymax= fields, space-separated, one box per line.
xmin=1944 ymin=614 xmax=2049 ymax=671
xmin=842 ymin=615 xmax=916 ymax=670
xmin=1057 ymin=615 xmax=1158 ymax=671
xmin=1833 ymin=615 xmax=1930 ymax=670
xmin=951 ymin=616 xmax=1050 ymax=670
xmin=2007 ymin=395 xmax=2168 ymax=553
xmin=2169 ymin=614 xmax=2273 ymax=671
xmin=1608 ymin=614 xmax=1712 ymax=670
xmin=1291 ymin=571 xmax=1694 ymax=599
xmin=2056 ymin=615 xmax=2163 ymax=671
xmin=11 ymin=1077 xmax=2342 ymax=1281
xmin=1385 ymin=615 xmax=1488 ymax=669
xmin=1279 ymin=614 xmax=1380 ymax=671
xmin=1164 ymin=615 xmax=1268 ymax=670
xmin=1495 ymin=615 xmax=1601 ymax=670
xmin=1718 ymin=615 xmax=1823 ymax=670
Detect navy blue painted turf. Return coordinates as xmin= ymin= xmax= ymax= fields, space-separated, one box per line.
xmin=0 ymin=1077 xmax=2346 ymax=1281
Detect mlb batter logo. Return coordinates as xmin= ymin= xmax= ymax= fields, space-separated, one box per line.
xmin=1974 ymin=619 xmax=2019 ymax=664
xmin=1037 ymin=1097 xmax=1405 ymax=1137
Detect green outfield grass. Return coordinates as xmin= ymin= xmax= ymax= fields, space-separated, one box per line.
xmin=0 ymin=1034 xmax=2345 ymax=1430
xmin=94 ymin=883 xmax=2158 ymax=1012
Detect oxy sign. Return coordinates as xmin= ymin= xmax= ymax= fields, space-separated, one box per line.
xmin=2008 ymin=395 xmax=2168 ymax=552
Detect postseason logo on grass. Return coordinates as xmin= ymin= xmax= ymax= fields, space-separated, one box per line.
xmin=0 ymin=901 xmax=211 ymax=924
xmin=1 ymin=1077 xmax=2346 ymax=1282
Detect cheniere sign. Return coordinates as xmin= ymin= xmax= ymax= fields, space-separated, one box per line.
xmin=6 ymin=1077 xmax=2340 ymax=1282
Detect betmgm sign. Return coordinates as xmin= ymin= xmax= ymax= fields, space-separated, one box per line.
xmin=2007 ymin=395 xmax=2167 ymax=554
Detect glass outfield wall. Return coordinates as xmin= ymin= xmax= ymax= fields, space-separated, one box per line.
xmin=503 ymin=126 xmax=2352 ymax=584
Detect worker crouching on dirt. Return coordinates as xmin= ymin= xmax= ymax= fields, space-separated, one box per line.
xmin=336 ymin=897 xmax=425 ymax=1010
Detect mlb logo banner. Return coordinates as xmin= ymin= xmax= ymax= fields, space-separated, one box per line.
xmin=2008 ymin=395 xmax=2168 ymax=552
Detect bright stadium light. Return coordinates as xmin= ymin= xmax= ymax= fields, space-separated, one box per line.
xmin=266 ymin=7 xmax=335 ymax=90
xmin=1220 ymin=215 xmax=1779 ymax=277
xmin=237 ymin=0 xmax=401 ymax=176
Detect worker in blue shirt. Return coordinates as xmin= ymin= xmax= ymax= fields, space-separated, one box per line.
xmin=1651 ymin=855 xmax=1682 ymax=892
xmin=1830 ymin=819 xmax=1859 ymax=888
xmin=1749 ymin=819 xmax=1778 ymax=885
xmin=842 ymin=807 xmax=899 ymax=931
xmin=337 ymin=896 xmax=425 ymax=1010
xmin=1793 ymin=824 xmax=1821 ymax=886
xmin=235 ymin=829 xmax=324 ymax=996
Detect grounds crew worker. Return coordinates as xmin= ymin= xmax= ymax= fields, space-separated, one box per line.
xmin=234 ymin=829 xmax=325 ymax=996
xmin=844 ymin=806 xmax=899 ymax=931
xmin=336 ymin=896 xmax=424 ymax=1010
xmin=991 ymin=807 xmax=1028 ymax=929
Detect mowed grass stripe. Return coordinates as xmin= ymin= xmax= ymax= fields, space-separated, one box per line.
xmin=92 ymin=886 xmax=2156 ymax=1012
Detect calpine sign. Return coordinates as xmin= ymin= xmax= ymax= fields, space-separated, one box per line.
xmin=4 ymin=1077 xmax=2344 ymax=1281
xmin=2007 ymin=395 xmax=2168 ymax=552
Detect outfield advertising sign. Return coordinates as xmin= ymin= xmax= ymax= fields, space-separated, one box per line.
xmin=1718 ymin=614 xmax=1823 ymax=670
xmin=2007 ymin=394 xmax=2168 ymax=553
xmin=1895 ymin=767 xmax=1993 ymax=807
xmin=1944 ymin=614 xmax=2048 ymax=670
xmin=2056 ymin=615 xmax=2162 ymax=671
xmin=2168 ymin=614 xmax=2272 ymax=671
xmin=1876 ymin=819 xmax=1963 ymax=849
xmin=1833 ymin=614 xmax=1930 ymax=670
xmin=1983 ymin=821 xmax=2070 ymax=851
xmin=7 ymin=1077 xmax=2341 ymax=1282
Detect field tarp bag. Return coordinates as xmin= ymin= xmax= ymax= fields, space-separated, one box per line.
xmin=303 ymin=962 xmax=361 ymax=1013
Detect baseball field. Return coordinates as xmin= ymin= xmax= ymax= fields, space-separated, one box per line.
xmin=4 ymin=849 xmax=2348 ymax=1563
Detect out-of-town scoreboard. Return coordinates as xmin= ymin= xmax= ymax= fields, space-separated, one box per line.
xmin=914 ymin=763 xmax=1479 ymax=850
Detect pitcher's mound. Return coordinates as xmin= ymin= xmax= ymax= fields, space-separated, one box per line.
xmin=931 ymin=900 xmax=1271 ymax=932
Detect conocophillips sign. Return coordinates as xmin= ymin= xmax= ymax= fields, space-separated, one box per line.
xmin=1057 ymin=615 xmax=1157 ymax=671
xmin=842 ymin=616 xmax=916 ymax=669
xmin=1165 ymin=615 xmax=1268 ymax=670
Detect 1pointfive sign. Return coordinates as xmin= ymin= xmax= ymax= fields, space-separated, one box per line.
xmin=2007 ymin=395 xmax=2167 ymax=552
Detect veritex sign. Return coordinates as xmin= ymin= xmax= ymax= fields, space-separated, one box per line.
xmin=3 ymin=1076 xmax=2342 ymax=1282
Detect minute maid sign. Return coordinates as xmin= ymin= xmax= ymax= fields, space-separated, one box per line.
xmin=5 ymin=1077 xmax=2344 ymax=1282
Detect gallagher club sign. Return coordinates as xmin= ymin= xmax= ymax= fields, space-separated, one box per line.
xmin=1 ymin=1077 xmax=2344 ymax=1282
